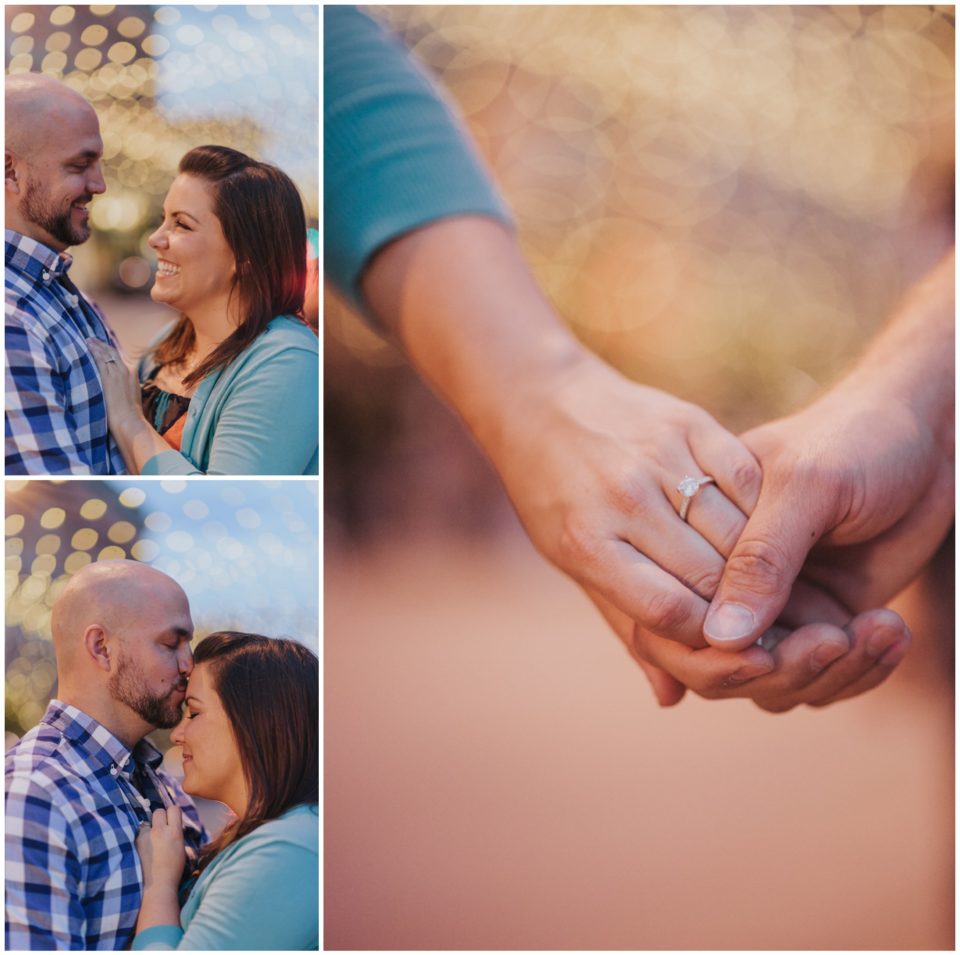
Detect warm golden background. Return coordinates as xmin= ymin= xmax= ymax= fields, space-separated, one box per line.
xmin=6 ymin=3 xmax=319 ymax=355
xmin=6 ymin=479 xmax=319 ymax=834
xmin=324 ymin=5 xmax=954 ymax=950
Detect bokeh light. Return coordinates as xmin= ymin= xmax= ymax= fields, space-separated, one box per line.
xmin=5 ymin=479 xmax=319 ymax=739
xmin=325 ymin=4 xmax=954 ymax=538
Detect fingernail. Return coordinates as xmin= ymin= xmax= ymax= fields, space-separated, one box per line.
xmin=878 ymin=639 xmax=909 ymax=667
xmin=810 ymin=640 xmax=847 ymax=672
xmin=704 ymin=603 xmax=756 ymax=642
xmin=726 ymin=662 xmax=774 ymax=685
xmin=866 ymin=627 xmax=899 ymax=659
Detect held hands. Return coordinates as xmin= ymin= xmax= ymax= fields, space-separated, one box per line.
xmin=362 ymin=217 xmax=949 ymax=712
xmin=703 ymin=392 xmax=953 ymax=651
xmin=489 ymin=352 xmax=925 ymax=712
xmin=584 ymin=253 xmax=953 ymax=710
xmin=135 ymin=806 xmax=187 ymax=891
xmin=493 ymin=349 xmax=763 ymax=648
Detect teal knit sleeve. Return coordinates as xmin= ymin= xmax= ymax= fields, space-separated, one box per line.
xmin=323 ymin=5 xmax=513 ymax=311
xmin=130 ymin=839 xmax=319 ymax=950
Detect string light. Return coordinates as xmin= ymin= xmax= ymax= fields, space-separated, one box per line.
xmin=4 ymin=2 xmax=318 ymax=290
xmin=5 ymin=481 xmax=319 ymax=738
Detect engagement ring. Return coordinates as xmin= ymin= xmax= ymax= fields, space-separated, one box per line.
xmin=676 ymin=474 xmax=715 ymax=521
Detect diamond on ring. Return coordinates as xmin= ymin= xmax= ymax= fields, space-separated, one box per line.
xmin=676 ymin=474 xmax=715 ymax=521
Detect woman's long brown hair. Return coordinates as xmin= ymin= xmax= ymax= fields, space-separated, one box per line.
xmin=191 ymin=631 xmax=318 ymax=872
xmin=154 ymin=145 xmax=308 ymax=388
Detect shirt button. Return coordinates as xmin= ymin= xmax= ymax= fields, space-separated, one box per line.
xmin=110 ymin=765 xmax=119 ymax=776
xmin=42 ymin=270 xmax=50 ymax=280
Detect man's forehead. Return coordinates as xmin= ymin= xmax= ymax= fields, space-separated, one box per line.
xmin=25 ymin=102 xmax=100 ymax=149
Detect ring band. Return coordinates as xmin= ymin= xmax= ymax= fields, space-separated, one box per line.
xmin=676 ymin=474 xmax=715 ymax=521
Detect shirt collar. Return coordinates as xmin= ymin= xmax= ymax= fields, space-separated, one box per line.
xmin=41 ymin=699 xmax=163 ymax=772
xmin=4 ymin=229 xmax=73 ymax=284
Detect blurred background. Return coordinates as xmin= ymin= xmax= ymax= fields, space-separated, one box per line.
xmin=6 ymin=3 xmax=319 ymax=354
xmin=6 ymin=479 xmax=318 ymax=834
xmin=324 ymin=5 xmax=954 ymax=951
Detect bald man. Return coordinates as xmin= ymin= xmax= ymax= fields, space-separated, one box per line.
xmin=5 ymin=561 xmax=206 ymax=950
xmin=5 ymin=72 xmax=126 ymax=475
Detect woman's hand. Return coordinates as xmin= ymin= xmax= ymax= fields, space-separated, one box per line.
xmin=363 ymin=216 xmax=762 ymax=650
xmin=87 ymin=339 xmax=145 ymax=435
xmin=87 ymin=338 xmax=175 ymax=474
xmin=136 ymin=806 xmax=186 ymax=891
xmin=491 ymin=352 xmax=763 ymax=648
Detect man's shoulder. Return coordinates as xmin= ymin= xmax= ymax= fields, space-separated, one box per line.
xmin=6 ymin=726 xmax=98 ymax=804
xmin=5 ymin=279 xmax=66 ymax=339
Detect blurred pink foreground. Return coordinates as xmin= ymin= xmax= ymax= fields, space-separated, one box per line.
xmin=325 ymin=531 xmax=953 ymax=951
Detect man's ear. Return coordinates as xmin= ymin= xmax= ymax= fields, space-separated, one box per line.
xmin=5 ymin=150 xmax=21 ymax=194
xmin=83 ymin=625 xmax=113 ymax=672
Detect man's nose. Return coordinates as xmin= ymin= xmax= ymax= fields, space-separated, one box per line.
xmin=178 ymin=644 xmax=194 ymax=675
xmin=87 ymin=162 xmax=106 ymax=195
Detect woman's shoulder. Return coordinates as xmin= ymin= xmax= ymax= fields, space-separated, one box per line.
xmin=235 ymin=803 xmax=319 ymax=855
xmin=260 ymin=315 xmax=319 ymax=353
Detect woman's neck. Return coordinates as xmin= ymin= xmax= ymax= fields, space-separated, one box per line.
xmin=186 ymin=294 xmax=241 ymax=360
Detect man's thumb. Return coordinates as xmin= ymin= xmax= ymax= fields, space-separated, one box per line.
xmin=704 ymin=494 xmax=822 ymax=651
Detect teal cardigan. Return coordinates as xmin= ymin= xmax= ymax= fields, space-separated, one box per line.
xmin=324 ymin=5 xmax=512 ymax=313
xmin=131 ymin=804 xmax=319 ymax=951
xmin=139 ymin=316 xmax=318 ymax=476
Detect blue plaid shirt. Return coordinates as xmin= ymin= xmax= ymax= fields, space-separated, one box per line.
xmin=5 ymin=230 xmax=127 ymax=474
xmin=5 ymin=701 xmax=206 ymax=950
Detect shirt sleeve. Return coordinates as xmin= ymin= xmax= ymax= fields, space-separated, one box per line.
xmin=323 ymin=5 xmax=513 ymax=312
xmin=5 ymin=318 xmax=97 ymax=474
xmin=130 ymin=840 xmax=318 ymax=951
xmin=5 ymin=778 xmax=87 ymax=950
xmin=139 ymin=344 xmax=318 ymax=476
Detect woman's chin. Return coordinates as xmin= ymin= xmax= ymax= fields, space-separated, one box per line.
xmin=150 ymin=284 xmax=178 ymax=309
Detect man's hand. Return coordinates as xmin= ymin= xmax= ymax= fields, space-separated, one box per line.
xmin=703 ymin=250 xmax=954 ymax=651
xmin=589 ymin=585 xmax=911 ymax=711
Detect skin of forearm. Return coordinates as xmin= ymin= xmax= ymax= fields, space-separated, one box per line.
xmin=835 ymin=248 xmax=954 ymax=454
xmin=135 ymin=883 xmax=182 ymax=934
xmin=360 ymin=216 xmax=598 ymax=458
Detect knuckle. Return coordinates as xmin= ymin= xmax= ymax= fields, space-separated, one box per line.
xmin=641 ymin=588 xmax=693 ymax=635
xmin=603 ymin=473 xmax=653 ymax=520
xmin=726 ymin=537 xmax=791 ymax=597
xmin=557 ymin=515 xmax=602 ymax=568
xmin=716 ymin=518 xmax=746 ymax=559
xmin=730 ymin=458 xmax=763 ymax=498
xmin=685 ymin=566 xmax=723 ymax=601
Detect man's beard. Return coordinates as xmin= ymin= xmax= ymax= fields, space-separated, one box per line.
xmin=107 ymin=651 xmax=185 ymax=730
xmin=22 ymin=176 xmax=91 ymax=247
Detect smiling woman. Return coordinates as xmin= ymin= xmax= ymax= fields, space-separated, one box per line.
xmin=88 ymin=145 xmax=319 ymax=477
